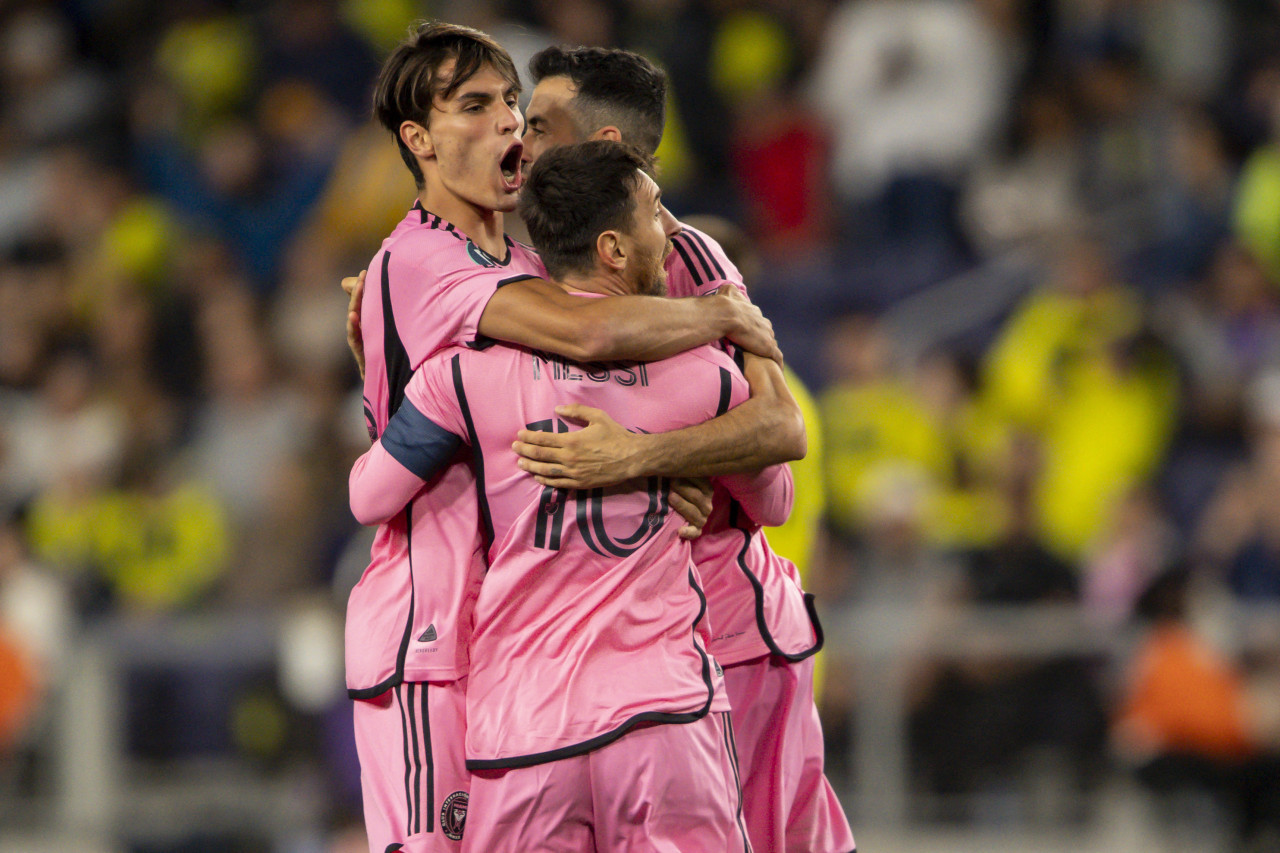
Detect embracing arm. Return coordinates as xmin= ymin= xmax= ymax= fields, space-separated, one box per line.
xmin=349 ymin=402 xmax=462 ymax=525
xmin=515 ymin=353 xmax=806 ymax=487
xmin=719 ymin=461 xmax=795 ymax=529
xmin=478 ymin=277 xmax=781 ymax=363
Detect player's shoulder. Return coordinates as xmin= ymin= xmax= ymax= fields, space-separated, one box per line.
xmin=668 ymin=340 xmax=741 ymax=375
xmin=666 ymin=221 xmax=741 ymax=291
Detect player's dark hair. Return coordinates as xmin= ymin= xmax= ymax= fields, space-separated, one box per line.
xmin=518 ymin=141 xmax=653 ymax=280
xmin=529 ymin=46 xmax=667 ymax=156
xmin=373 ymin=21 xmax=520 ymax=188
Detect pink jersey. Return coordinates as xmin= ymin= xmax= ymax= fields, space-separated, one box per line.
xmin=349 ymin=320 xmax=792 ymax=769
xmin=347 ymin=201 xmax=546 ymax=697
xmin=664 ymin=223 xmax=822 ymax=665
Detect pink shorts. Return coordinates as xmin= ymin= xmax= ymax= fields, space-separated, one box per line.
xmin=723 ymin=655 xmax=855 ymax=853
xmin=465 ymin=713 xmax=751 ymax=852
xmin=353 ymin=678 xmax=471 ymax=852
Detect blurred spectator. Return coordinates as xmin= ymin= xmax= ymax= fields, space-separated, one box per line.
xmin=714 ymin=10 xmax=834 ymax=258
xmin=0 ymin=517 xmax=71 ymax=753
xmin=1193 ymin=370 xmax=1280 ymax=601
xmin=961 ymin=78 xmax=1085 ymax=257
xmin=982 ymin=233 xmax=1178 ymax=558
xmin=1114 ymin=565 xmax=1280 ymax=847
xmin=807 ymin=0 xmax=1014 ymax=274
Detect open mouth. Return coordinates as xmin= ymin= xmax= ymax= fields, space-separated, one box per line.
xmin=500 ymin=141 xmax=524 ymax=189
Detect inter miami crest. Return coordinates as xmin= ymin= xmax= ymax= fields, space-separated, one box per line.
xmin=440 ymin=790 xmax=468 ymax=841
xmin=466 ymin=241 xmax=499 ymax=268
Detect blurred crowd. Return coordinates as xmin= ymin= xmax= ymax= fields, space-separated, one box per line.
xmin=4 ymin=0 xmax=1280 ymax=847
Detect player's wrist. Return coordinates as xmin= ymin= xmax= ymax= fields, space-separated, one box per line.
xmin=623 ymin=430 xmax=666 ymax=480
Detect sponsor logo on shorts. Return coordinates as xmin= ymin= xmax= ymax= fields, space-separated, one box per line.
xmin=418 ymin=624 xmax=438 ymax=642
xmin=441 ymin=791 xmax=468 ymax=841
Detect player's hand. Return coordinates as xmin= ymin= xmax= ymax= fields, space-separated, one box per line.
xmin=713 ymin=284 xmax=782 ymax=365
xmin=514 ymin=404 xmax=641 ymax=488
xmin=344 ymin=269 xmax=366 ymax=380
xmin=669 ymin=478 xmax=713 ymax=540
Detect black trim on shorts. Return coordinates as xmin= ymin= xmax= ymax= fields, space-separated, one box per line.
xmin=421 ymin=684 xmax=435 ymax=833
xmin=720 ymin=711 xmax=752 ymax=852
xmin=727 ymin=501 xmax=824 ymax=663
xmin=465 ymin=566 xmax=718 ymax=771
xmin=396 ymin=685 xmax=414 ymax=835
xmin=406 ymin=683 xmax=423 ymax=834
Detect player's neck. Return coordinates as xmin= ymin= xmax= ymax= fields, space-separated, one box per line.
xmin=558 ymin=269 xmax=632 ymax=298
xmin=418 ymin=188 xmax=508 ymax=259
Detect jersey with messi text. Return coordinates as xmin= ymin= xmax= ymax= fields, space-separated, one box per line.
xmin=350 ymin=313 xmax=793 ymax=767
xmin=346 ymin=201 xmax=545 ymax=697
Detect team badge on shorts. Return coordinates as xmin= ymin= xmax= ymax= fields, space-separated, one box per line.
xmin=440 ymin=790 xmax=468 ymax=841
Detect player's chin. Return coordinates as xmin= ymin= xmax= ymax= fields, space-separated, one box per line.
xmin=492 ymin=190 xmax=520 ymax=212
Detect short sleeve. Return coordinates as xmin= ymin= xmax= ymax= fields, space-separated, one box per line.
xmin=405 ymin=350 xmax=471 ymax=441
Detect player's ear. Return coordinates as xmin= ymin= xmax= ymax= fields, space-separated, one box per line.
xmin=401 ymin=120 xmax=435 ymax=160
xmin=596 ymin=229 xmax=625 ymax=272
xmin=590 ymin=126 xmax=623 ymax=143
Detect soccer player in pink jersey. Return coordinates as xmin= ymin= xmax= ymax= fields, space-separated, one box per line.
xmin=512 ymin=46 xmax=855 ymax=853
xmin=352 ymin=141 xmax=778 ymax=851
xmin=348 ymin=23 xmax=805 ymax=853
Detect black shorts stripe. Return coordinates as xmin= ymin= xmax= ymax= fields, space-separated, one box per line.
xmin=420 ymin=683 xmax=435 ymax=832
xmin=671 ymin=237 xmax=706 ymax=287
xmin=685 ymin=229 xmax=727 ymax=280
xmin=396 ymin=685 xmax=414 ymax=836
xmin=405 ymin=683 xmax=423 ymax=834
xmin=721 ymin=711 xmax=752 ymax=852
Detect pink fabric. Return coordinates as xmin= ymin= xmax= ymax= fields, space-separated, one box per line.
xmin=349 ymin=329 xmax=790 ymax=766
xmin=347 ymin=204 xmax=545 ymax=693
xmin=722 ymin=656 xmax=855 ymax=853
xmin=665 ymin=224 xmax=820 ymax=665
xmin=464 ymin=713 xmax=751 ymax=853
xmin=354 ymin=678 xmax=471 ymax=852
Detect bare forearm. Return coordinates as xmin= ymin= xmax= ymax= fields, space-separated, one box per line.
xmin=625 ymin=395 xmax=805 ymax=478
xmin=479 ymin=280 xmax=741 ymax=362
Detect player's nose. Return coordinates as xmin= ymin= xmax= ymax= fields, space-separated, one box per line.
xmin=660 ymin=205 xmax=680 ymax=238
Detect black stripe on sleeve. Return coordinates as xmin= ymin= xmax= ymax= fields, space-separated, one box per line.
xmin=676 ymin=231 xmax=716 ymax=283
xmin=671 ymin=237 xmax=706 ymax=287
xmin=716 ymin=367 xmax=733 ymax=417
xmin=382 ymin=251 xmax=414 ymax=423
xmin=452 ymin=355 xmax=494 ymax=548
xmin=685 ymin=229 xmax=727 ymax=280
xmin=381 ymin=400 xmax=463 ymax=480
